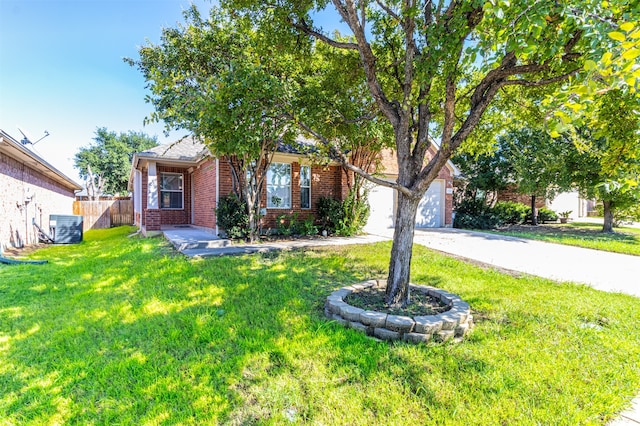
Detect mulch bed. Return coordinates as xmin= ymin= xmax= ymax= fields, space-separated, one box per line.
xmin=344 ymin=286 xmax=450 ymax=317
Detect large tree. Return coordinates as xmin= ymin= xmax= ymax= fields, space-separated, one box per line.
xmin=223 ymin=0 xmax=638 ymax=307
xmin=129 ymin=6 xmax=392 ymax=241
xmin=128 ymin=7 xmax=298 ymax=241
xmin=74 ymin=128 xmax=157 ymax=198
xmin=567 ymin=90 xmax=640 ymax=232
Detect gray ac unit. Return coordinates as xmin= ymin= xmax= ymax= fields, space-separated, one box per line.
xmin=49 ymin=215 xmax=83 ymax=244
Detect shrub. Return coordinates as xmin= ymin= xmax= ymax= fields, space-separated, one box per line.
xmin=276 ymin=214 xmax=296 ymax=236
xmin=215 ymin=194 xmax=249 ymax=239
xmin=538 ymin=207 xmax=558 ymax=223
xmin=454 ymin=200 xmax=542 ymax=229
xmin=453 ymin=199 xmax=500 ymax=229
xmin=493 ymin=201 xmax=529 ymax=225
xmin=336 ymin=189 xmax=370 ymax=236
xmin=316 ymin=196 xmax=343 ymax=234
xmin=316 ymin=190 xmax=370 ymax=236
xmin=299 ymin=216 xmax=319 ymax=236
xmin=276 ymin=213 xmax=318 ymax=237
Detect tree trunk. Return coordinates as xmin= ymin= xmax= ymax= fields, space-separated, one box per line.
xmin=385 ymin=192 xmax=420 ymax=308
xmin=602 ymin=200 xmax=614 ymax=233
xmin=530 ymin=195 xmax=538 ymax=226
xmin=245 ymin=175 xmax=262 ymax=243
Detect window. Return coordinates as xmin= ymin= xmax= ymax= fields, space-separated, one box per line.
xmin=267 ymin=163 xmax=291 ymax=208
xmin=300 ymin=165 xmax=311 ymax=209
xmin=160 ymin=173 xmax=183 ymax=209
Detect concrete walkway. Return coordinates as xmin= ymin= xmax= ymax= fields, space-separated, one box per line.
xmin=162 ymin=226 xmax=639 ymax=425
xmin=162 ymin=226 xmax=388 ymax=257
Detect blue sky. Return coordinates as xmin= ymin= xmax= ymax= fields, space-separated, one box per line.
xmin=0 ymin=0 xmax=213 ymax=183
xmin=0 ymin=1 xmax=346 ymax=184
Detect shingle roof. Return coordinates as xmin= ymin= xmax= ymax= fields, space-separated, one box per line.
xmin=137 ymin=135 xmax=317 ymax=161
xmin=138 ymin=136 xmax=210 ymax=161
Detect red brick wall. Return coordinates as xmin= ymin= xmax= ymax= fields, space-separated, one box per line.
xmin=212 ymin=159 xmax=344 ymax=231
xmin=497 ymin=186 xmax=546 ymax=208
xmin=141 ymin=168 xmax=148 ymax=228
xmin=260 ymin=163 xmax=344 ymax=229
xmin=139 ymin=164 xmax=193 ymax=232
xmin=145 ymin=209 xmax=161 ymax=231
xmin=1 ymin=151 xmax=76 ymax=251
xmin=192 ymin=158 xmax=217 ymax=229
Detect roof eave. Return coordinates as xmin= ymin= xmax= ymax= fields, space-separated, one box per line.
xmin=0 ymin=130 xmax=82 ymax=191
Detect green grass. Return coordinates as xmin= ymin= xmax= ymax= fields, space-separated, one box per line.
xmin=486 ymin=222 xmax=640 ymax=256
xmin=1 ymin=226 xmax=639 ymax=424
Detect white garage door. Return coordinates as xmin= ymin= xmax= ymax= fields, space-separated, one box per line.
xmin=416 ymin=180 xmax=443 ymax=228
xmin=364 ymin=183 xmax=395 ymax=233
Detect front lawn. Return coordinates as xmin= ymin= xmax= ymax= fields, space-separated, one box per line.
xmin=1 ymin=226 xmax=639 ymax=424
xmin=486 ymin=222 xmax=640 ymax=256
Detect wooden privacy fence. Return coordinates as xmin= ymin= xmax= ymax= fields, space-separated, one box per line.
xmin=73 ymin=199 xmax=133 ymax=231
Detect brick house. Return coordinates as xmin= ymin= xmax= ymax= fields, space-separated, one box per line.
xmin=129 ymin=137 xmax=456 ymax=236
xmin=363 ymin=147 xmax=458 ymax=232
xmin=0 ymin=129 xmax=82 ymax=252
xmin=129 ymin=137 xmax=348 ymax=236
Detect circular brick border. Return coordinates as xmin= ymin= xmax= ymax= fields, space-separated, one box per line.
xmin=324 ymin=279 xmax=474 ymax=343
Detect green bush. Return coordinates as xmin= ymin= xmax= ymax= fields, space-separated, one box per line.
xmin=316 ymin=196 xmax=343 ymax=234
xmin=538 ymin=207 xmax=558 ymax=223
xmin=455 ymin=200 xmax=549 ymax=229
xmin=336 ymin=189 xmax=370 ymax=236
xmin=316 ymin=190 xmax=369 ymax=236
xmin=215 ymin=194 xmax=249 ymax=239
xmin=493 ymin=201 xmax=529 ymax=225
xmin=276 ymin=213 xmax=318 ymax=237
xmin=276 ymin=214 xmax=296 ymax=236
xmin=299 ymin=216 xmax=319 ymax=236
xmin=453 ymin=199 xmax=500 ymax=229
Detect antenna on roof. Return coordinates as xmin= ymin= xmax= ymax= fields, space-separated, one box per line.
xmin=17 ymin=127 xmax=50 ymax=146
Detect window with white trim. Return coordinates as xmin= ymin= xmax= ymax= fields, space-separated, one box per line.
xmin=300 ymin=165 xmax=311 ymax=209
xmin=160 ymin=173 xmax=183 ymax=209
xmin=267 ymin=163 xmax=291 ymax=208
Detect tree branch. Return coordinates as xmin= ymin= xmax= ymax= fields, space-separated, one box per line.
xmin=290 ymin=19 xmax=359 ymax=50
xmin=295 ymin=118 xmax=413 ymax=196
xmin=503 ymin=69 xmax=580 ymax=87
xmin=333 ymin=0 xmax=400 ymax=128
xmin=376 ymin=0 xmax=401 ymax=22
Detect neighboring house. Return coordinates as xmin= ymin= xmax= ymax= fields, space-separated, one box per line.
xmin=129 ymin=137 xmax=456 ymax=236
xmin=496 ymin=187 xmax=547 ymax=209
xmin=0 ymin=129 xmax=82 ymax=253
xmin=546 ymin=191 xmax=596 ymax=219
xmin=496 ymin=187 xmax=596 ymax=219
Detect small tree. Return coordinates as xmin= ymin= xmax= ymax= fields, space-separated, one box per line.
xmin=128 ymin=6 xmax=296 ymax=241
xmin=74 ymin=128 xmax=157 ymax=197
xmin=498 ymin=129 xmax=574 ymax=225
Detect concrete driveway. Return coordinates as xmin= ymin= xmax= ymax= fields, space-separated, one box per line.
xmin=371 ymin=228 xmax=640 ymax=298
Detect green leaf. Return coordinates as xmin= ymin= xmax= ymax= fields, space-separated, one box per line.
xmin=608 ymin=31 xmax=626 ymax=42
xmin=584 ymin=59 xmax=597 ymax=71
